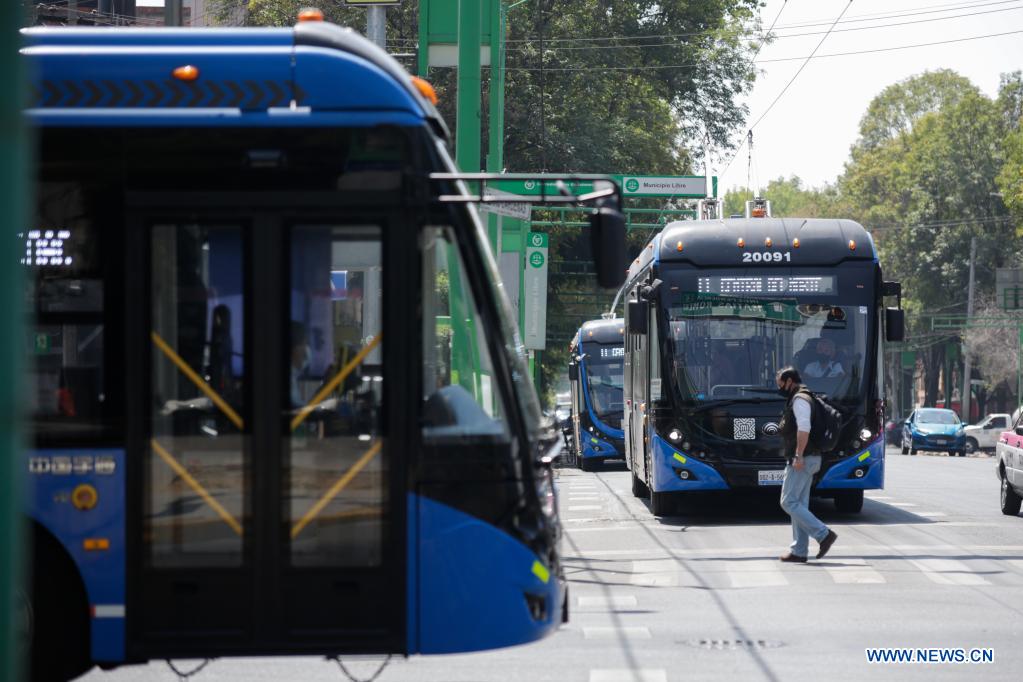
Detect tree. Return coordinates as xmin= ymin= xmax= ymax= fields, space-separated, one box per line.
xmin=723 ymin=176 xmax=844 ymax=218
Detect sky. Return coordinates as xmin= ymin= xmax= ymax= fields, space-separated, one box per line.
xmin=715 ymin=0 xmax=1023 ymax=195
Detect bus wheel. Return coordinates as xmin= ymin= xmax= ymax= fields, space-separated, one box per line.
xmin=834 ymin=490 xmax=864 ymax=514
xmin=30 ymin=528 xmax=92 ymax=682
xmin=631 ymin=470 xmax=649 ymax=498
xmin=650 ymin=491 xmax=673 ymax=516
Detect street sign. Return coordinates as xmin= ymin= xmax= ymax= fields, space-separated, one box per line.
xmin=492 ymin=175 xmax=714 ymax=198
xmin=480 ymin=188 xmax=532 ymax=220
xmin=523 ymin=232 xmax=549 ymax=350
xmin=621 ymin=176 xmax=707 ymax=197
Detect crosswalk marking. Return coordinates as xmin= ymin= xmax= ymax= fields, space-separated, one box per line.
xmin=578 ymin=595 xmax=638 ymax=608
xmin=583 ymin=627 xmax=652 ymax=640
xmin=590 ymin=670 xmax=667 ymax=682
xmin=910 ymin=558 xmax=991 ymax=585
xmin=727 ymin=560 xmax=789 ymax=588
xmin=569 ymin=505 xmax=602 ymax=511
xmin=629 ymin=559 xmax=694 ymax=587
xmin=914 ymin=511 xmax=947 ymax=517
xmin=823 ymin=558 xmax=886 ymax=584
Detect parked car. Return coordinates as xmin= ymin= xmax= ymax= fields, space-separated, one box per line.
xmin=963 ymin=413 xmax=1011 ymax=454
xmin=995 ymin=415 xmax=1023 ymax=515
xmin=901 ymin=408 xmax=966 ymax=456
xmin=885 ymin=418 xmax=906 ymax=448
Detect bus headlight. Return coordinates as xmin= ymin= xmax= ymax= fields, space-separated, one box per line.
xmin=860 ymin=428 xmax=872 ymax=441
xmin=667 ymin=429 xmax=683 ymax=443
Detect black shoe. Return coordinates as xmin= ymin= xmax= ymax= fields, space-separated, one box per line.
xmin=779 ymin=552 xmax=808 ymax=563
xmin=816 ymin=530 xmax=838 ymax=559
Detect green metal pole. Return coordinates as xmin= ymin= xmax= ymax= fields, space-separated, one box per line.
xmin=484 ymin=0 xmax=506 ymax=254
xmin=456 ymin=0 xmax=481 ymax=173
xmin=0 ymin=4 xmax=28 ymax=679
xmin=417 ymin=0 xmax=431 ymax=77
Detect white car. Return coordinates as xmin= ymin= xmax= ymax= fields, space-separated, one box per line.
xmin=964 ymin=413 xmax=1012 ymax=454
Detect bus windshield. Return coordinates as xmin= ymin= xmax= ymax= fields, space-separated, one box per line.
xmin=584 ymin=344 xmax=624 ymax=425
xmin=663 ymin=269 xmax=873 ymax=406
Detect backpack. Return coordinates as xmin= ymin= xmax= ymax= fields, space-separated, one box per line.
xmin=807 ymin=392 xmax=843 ymax=452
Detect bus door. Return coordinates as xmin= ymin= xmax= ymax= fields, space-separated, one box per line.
xmin=125 ymin=195 xmax=408 ymax=656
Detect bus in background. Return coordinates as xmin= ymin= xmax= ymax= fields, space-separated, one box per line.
xmin=21 ymin=17 xmax=625 ymax=680
xmin=622 ymin=215 xmax=903 ymax=516
xmin=567 ymin=319 xmax=626 ymax=471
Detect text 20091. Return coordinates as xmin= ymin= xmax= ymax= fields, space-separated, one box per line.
xmin=742 ymin=251 xmax=791 ymax=263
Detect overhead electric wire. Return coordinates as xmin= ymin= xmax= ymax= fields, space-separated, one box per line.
xmin=504 ymin=3 xmax=1023 ymax=54
xmin=503 ymin=0 xmax=1019 ymax=45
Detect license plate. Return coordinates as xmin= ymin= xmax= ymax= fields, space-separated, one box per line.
xmin=934 ymin=439 xmax=948 ymax=445
xmin=758 ymin=470 xmax=785 ymax=486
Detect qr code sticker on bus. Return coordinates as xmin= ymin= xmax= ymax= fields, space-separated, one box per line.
xmin=733 ymin=418 xmax=757 ymax=440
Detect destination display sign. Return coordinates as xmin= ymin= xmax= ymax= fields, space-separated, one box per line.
xmin=696 ymin=275 xmax=836 ymax=296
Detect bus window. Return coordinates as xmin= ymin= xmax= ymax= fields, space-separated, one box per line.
xmin=421 ymin=226 xmax=510 ymax=441
xmin=25 ymin=182 xmax=109 ymax=440
xmin=288 ymin=225 xmax=385 ymax=568
xmin=148 ymin=224 xmax=246 ymax=567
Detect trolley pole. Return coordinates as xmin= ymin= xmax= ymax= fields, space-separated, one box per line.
xmin=962 ymin=236 xmax=976 ymax=422
xmin=366 ymin=6 xmax=386 ymax=49
xmin=0 ymin=1 xmax=28 ymax=678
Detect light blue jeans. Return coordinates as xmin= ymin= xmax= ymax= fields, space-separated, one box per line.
xmin=780 ymin=455 xmax=829 ymax=558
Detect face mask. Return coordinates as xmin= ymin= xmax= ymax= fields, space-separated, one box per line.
xmin=777 ymin=388 xmax=791 ymax=398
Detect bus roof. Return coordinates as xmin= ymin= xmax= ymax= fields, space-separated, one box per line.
xmin=22 ymin=21 xmax=448 ymax=136
xmin=627 ymin=217 xmax=876 ymax=281
xmin=576 ymin=318 xmax=625 ymax=346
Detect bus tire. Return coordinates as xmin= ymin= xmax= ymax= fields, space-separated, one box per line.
xmin=30 ymin=525 xmax=92 ymax=682
xmin=650 ymin=491 xmax=673 ymax=516
xmin=631 ymin=470 xmax=649 ymax=498
xmin=1001 ymin=473 xmax=1022 ymax=516
xmin=834 ymin=490 xmax=864 ymax=514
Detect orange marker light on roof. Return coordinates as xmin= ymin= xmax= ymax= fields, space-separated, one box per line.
xmin=848 ymin=240 xmax=857 ymax=251
xmin=792 ymin=238 xmax=800 ymax=248
xmin=411 ymin=76 xmax=438 ymax=105
xmin=765 ymin=237 xmax=773 ymax=248
xmin=172 ymin=65 xmax=200 ymax=82
xmin=737 ymin=238 xmax=745 ymax=248
xmin=297 ymin=7 xmax=324 ymax=22
xmin=676 ymin=241 xmax=684 ymax=252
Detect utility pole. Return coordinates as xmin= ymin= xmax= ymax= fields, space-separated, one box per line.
xmin=366 ymin=6 xmax=386 ymax=49
xmin=0 ymin=1 xmax=28 ymax=678
xmin=164 ymin=0 xmax=183 ymax=27
xmin=962 ymin=236 xmax=976 ymax=423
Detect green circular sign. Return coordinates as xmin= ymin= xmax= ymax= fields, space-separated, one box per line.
xmin=625 ymin=178 xmax=640 ymax=192
xmin=529 ymin=251 xmax=545 ymax=268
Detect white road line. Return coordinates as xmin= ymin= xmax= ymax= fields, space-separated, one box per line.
xmin=562 ymin=517 xmax=604 ymax=524
xmin=823 ymin=558 xmax=886 ymax=584
xmin=590 ymin=670 xmax=667 ymax=682
xmin=910 ymin=558 xmax=991 ymax=585
xmin=727 ymin=560 xmax=789 ymax=588
xmin=867 ymin=495 xmax=894 ymax=500
xmin=914 ymin=511 xmax=948 ymax=517
xmin=578 ymin=595 xmax=638 ymax=608
xmin=583 ymin=627 xmax=652 ymax=640
xmin=629 ymin=559 xmax=690 ymax=587
xmin=888 ymin=502 xmax=918 ymax=507
xmin=568 ymin=505 xmax=602 ymax=511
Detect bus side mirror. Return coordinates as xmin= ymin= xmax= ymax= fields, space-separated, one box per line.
xmin=885 ymin=307 xmax=905 ymax=342
xmin=589 ymin=205 xmax=627 ymax=289
xmin=628 ymin=300 xmax=647 ymax=335
xmin=568 ymin=362 xmax=578 ymax=381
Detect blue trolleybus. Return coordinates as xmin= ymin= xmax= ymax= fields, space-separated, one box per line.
xmin=19 ymin=16 xmax=625 ymax=679
xmin=621 ymin=217 xmax=904 ymax=516
xmin=567 ymin=319 xmax=626 ymax=471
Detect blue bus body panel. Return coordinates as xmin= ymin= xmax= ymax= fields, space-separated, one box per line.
xmin=22 ymin=27 xmax=295 ymax=47
xmin=412 ymin=493 xmax=562 ymax=654
xmin=817 ymin=438 xmax=885 ymax=490
xmin=650 ymin=434 xmax=729 ymax=492
xmin=24 ymin=449 xmax=126 ymax=662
